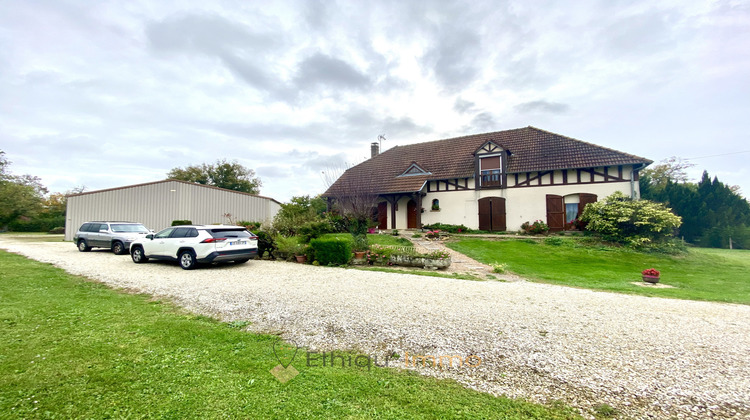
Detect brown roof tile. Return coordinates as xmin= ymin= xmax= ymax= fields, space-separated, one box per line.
xmin=324 ymin=126 xmax=652 ymax=195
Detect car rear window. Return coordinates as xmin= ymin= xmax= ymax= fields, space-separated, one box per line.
xmin=208 ymin=228 xmax=252 ymax=238
xmin=111 ymin=224 xmax=149 ymax=233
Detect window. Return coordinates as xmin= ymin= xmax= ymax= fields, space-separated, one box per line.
xmin=154 ymin=228 xmax=175 ymax=239
xmin=565 ymin=203 xmax=578 ymax=223
xmin=431 ymin=199 xmax=440 ymax=211
xmin=480 ymin=156 xmax=502 ymax=187
xmin=481 ymin=169 xmax=501 ymax=187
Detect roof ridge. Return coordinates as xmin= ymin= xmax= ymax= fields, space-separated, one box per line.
xmin=527 ymin=126 xmax=652 ymax=164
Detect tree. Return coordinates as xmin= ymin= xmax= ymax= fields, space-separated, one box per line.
xmin=580 ymin=191 xmax=682 ymax=248
xmin=322 ymin=165 xmax=380 ymax=236
xmin=640 ymin=156 xmax=695 ymax=192
xmin=167 ymin=159 xmax=262 ymax=194
xmin=0 ymin=150 xmax=48 ymax=230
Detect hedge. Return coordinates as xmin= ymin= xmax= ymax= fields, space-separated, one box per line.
xmin=309 ymin=237 xmax=352 ymax=266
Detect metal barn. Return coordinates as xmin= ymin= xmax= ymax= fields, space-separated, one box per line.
xmin=64 ymin=179 xmax=281 ymax=241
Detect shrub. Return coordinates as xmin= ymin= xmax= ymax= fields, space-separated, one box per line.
xmin=237 ymin=221 xmax=262 ymax=231
xmin=352 ymin=234 xmax=368 ymax=252
xmin=422 ymin=223 xmax=470 ymax=233
xmin=425 ymin=230 xmax=441 ymax=239
xmin=642 ymin=268 xmax=660 ymax=276
xmin=491 ymin=262 xmax=508 ymax=273
xmin=580 ymin=191 xmax=682 ymax=248
xmin=391 ymin=229 xmax=399 ymax=236
xmin=411 ymin=233 xmax=422 ymax=238
xmin=544 ymin=237 xmax=565 ymax=246
xmin=255 ymin=230 xmax=276 ymax=259
xmin=309 ymin=237 xmax=352 ymax=266
xmin=274 ymin=236 xmax=305 ymax=261
xmin=171 ymin=220 xmax=192 ymax=226
xmin=298 ymin=220 xmax=335 ymax=243
xmin=48 ymin=226 xmax=65 ymax=234
xmin=521 ymin=220 xmax=549 ymax=235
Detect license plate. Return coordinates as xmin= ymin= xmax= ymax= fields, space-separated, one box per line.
xmin=229 ymin=240 xmax=247 ymax=246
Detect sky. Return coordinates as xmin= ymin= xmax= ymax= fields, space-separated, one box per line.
xmin=1 ymin=0 xmax=749 ymax=202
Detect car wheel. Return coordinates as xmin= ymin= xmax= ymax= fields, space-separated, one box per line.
xmin=179 ymin=250 xmax=197 ymax=270
xmin=77 ymin=240 xmax=91 ymax=252
xmin=131 ymin=246 xmax=149 ymax=263
xmin=112 ymin=241 xmax=125 ymax=255
xmin=234 ymin=258 xmax=250 ymax=264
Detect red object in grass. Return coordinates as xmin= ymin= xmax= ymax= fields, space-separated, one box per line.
xmin=641 ymin=268 xmax=660 ymax=277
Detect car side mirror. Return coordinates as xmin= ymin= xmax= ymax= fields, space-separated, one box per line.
xmin=146 ymin=234 xmax=154 ymax=240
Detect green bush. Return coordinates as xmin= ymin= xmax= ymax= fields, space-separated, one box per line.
xmin=8 ymin=216 xmax=65 ymax=232
xmin=255 ymin=231 xmax=276 ymax=259
xmin=422 ymin=223 xmax=470 ymax=233
xmin=544 ymin=237 xmax=565 ymax=246
xmin=580 ymin=191 xmax=682 ymax=248
xmin=309 ymin=237 xmax=352 ymax=266
xmin=274 ymin=236 xmax=305 ymax=261
xmin=352 ymin=234 xmax=368 ymax=252
xmin=171 ymin=220 xmax=192 ymax=226
xmin=298 ymin=220 xmax=335 ymax=243
xmin=237 ymin=221 xmax=261 ymax=231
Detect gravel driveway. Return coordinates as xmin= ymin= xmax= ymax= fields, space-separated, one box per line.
xmin=2 ymin=238 xmax=749 ymax=419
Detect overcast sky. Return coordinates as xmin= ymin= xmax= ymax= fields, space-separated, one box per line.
xmin=1 ymin=0 xmax=749 ymax=202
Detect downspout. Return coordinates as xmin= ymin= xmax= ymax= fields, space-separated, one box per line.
xmin=630 ymin=164 xmax=644 ymax=200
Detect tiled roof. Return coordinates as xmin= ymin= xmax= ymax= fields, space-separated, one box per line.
xmin=324 ymin=126 xmax=652 ymax=195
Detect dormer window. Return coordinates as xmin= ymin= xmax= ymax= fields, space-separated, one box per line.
xmin=399 ymin=162 xmax=431 ymax=177
xmin=480 ymin=156 xmax=502 ymax=187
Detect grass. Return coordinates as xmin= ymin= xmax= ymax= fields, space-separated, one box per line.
xmin=0 ymin=233 xmax=65 ymax=242
xmin=320 ymin=233 xmax=413 ymax=248
xmin=0 ymin=250 xmax=579 ymax=419
xmin=350 ymin=266 xmax=483 ymax=281
xmin=447 ymin=238 xmax=750 ymax=304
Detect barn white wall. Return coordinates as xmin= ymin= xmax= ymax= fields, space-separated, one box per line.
xmin=65 ymin=180 xmax=281 ymax=241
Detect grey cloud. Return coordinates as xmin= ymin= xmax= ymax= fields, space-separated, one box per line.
xmin=602 ymin=10 xmax=674 ymax=56
xmin=146 ymin=13 xmax=278 ymax=55
xmin=515 ymin=100 xmax=570 ymax=114
xmin=294 ymin=53 xmax=371 ymax=90
xmin=256 ymin=165 xmax=288 ymax=178
xmin=469 ymin=112 xmax=496 ymax=131
xmin=454 ymin=98 xmax=476 ymax=114
xmin=340 ymin=109 xmax=431 ymax=140
xmin=422 ymin=27 xmax=481 ymax=91
xmin=302 ymin=152 xmax=348 ymax=171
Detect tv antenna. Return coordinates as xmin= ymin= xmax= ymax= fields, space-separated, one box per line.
xmin=378 ymin=134 xmax=386 ymax=151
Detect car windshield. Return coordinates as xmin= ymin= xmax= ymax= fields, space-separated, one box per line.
xmin=111 ymin=224 xmax=149 ymax=233
xmin=208 ymin=228 xmax=252 ymax=238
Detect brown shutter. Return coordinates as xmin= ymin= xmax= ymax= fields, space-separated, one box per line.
xmin=578 ymin=193 xmax=597 ymax=217
xmin=377 ymin=202 xmax=387 ymax=229
xmin=546 ymin=194 xmax=565 ymax=231
xmin=478 ymin=197 xmax=491 ymax=231
xmin=480 ymin=156 xmax=501 ymax=170
xmin=492 ymin=197 xmax=506 ymax=232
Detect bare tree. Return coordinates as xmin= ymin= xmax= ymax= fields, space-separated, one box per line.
xmin=322 ymin=164 xmax=380 ymax=235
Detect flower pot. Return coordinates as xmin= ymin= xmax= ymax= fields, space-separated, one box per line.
xmin=642 ymin=274 xmax=660 ymax=284
xmin=354 ymin=251 xmax=366 ymax=259
xmin=295 ymin=255 xmax=307 ymax=264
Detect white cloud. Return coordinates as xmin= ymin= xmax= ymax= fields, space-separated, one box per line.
xmin=0 ymin=0 xmax=749 ymax=200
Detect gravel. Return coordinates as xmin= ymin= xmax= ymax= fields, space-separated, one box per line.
xmin=2 ymin=238 xmax=749 ymax=419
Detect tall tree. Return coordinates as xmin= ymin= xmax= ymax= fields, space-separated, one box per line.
xmin=0 ymin=150 xmax=48 ymax=230
xmin=167 ymin=159 xmax=262 ymax=194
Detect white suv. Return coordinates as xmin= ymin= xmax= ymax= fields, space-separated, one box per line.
xmin=129 ymin=225 xmax=258 ymax=270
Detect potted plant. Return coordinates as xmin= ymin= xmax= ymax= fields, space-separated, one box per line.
xmin=352 ymin=234 xmax=368 ymax=259
xmin=293 ymin=243 xmax=308 ymax=263
xmin=642 ymin=268 xmax=660 ymax=283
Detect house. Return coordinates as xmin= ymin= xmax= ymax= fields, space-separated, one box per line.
xmin=323 ymin=126 xmax=652 ymax=232
xmin=64 ymin=179 xmax=281 ymax=241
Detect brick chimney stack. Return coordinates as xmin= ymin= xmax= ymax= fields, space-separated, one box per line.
xmin=371 ymin=142 xmax=379 ymax=158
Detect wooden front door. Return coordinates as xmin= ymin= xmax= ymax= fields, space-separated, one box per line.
xmin=546 ymin=194 xmax=565 ymax=232
xmin=478 ymin=197 xmax=506 ymax=231
xmin=407 ymin=199 xmax=417 ymax=229
xmin=377 ymin=202 xmax=388 ymax=229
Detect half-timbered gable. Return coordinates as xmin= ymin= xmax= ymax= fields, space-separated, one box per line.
xmin=323 ymin=126 xmax=651 ymax=232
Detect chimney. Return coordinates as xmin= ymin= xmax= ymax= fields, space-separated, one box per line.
xmin=371 ymin=142 xmax=379 ymax=158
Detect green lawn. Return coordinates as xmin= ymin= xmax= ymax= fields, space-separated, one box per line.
xmin=447 ymin=238 xmax=750 ymax=304
xmin=0 ymin=250 xmax=578 ymax=419
xmin=0 ymin=233 xmax=65 ymax=242
xmin=320 ymin=233 xmax=413 ymax=248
